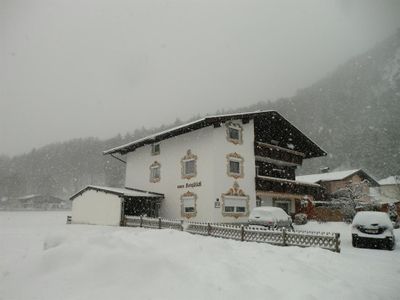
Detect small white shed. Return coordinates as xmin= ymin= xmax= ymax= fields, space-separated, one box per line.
xmin=70 ymin=186 xmax=163 ymax=226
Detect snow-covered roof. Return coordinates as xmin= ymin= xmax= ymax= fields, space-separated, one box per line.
xmin=379 ymin=176 xmax=400 ymax=185
xmin=103 ymin=110 xmax=327 ymax=158
xmin=70 ymin=185 xmax=164 ymax=201
xmin=16 ymin=194 xmax=40 ymax=200
xmin=296 ymin=169 xmax=379 ymax=186
xmin=256 ymin=175 xmax=321 ymax=187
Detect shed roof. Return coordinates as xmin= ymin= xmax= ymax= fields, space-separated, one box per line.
xmin=103 ymin=110 xmax=326 ymax=158
xmin=70 ymin=185 xmax=164 ymax=201
xmin=296 ymin=169 xmax=379 ymax=186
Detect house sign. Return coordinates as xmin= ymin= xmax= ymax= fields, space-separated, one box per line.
xmin=177 ymin=181 xmax=202 ymax=189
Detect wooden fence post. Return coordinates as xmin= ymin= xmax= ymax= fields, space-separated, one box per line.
xmin=241 ymin=225 xmax=245 ymax=241
xmin=207 ymin=223 xmax=211 ymax=236
xmin=335 ymin=233 xmax=341 ymax=253
xmin=158 ymin=217 xmax=162 ymax=229
xmin=140 ymin=215 xmax=143 ymax=227
xmin=282 ymin=228 xmax=287 ymax=246
xmin=180 ymin=220 xmax=184 ymax=231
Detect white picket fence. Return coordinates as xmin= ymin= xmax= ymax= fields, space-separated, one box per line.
xmin=124 ymin=215 xmax=341 ymax=253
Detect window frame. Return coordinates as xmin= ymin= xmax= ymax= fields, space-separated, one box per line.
xmin=181 ymin=149 xmax=197 ymax=179
xmin=181 ymin=191 xmax=197 ymax=218
xmin=222 ymin=195 xmax=248 ymax=216
xmin=221 ymin=181 xmax=249 ymax=218
xmin=226 ymin=152 xmax=244 ymax=179
xmin=149 ymin=161 xmax=161 ymax=183
xmin=151 ymin=143 xmax=160 ymax=155
xmin=226 ymin=122 xmax=243 ymax=145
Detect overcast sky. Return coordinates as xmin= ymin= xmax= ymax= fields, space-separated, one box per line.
xmin=1 ymin=0 xmax=400 ymax=156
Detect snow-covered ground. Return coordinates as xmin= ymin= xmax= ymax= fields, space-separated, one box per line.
xmin=1 ymin=212 xmax=399 ymax=300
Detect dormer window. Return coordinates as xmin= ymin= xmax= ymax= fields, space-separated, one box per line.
xmin=149 ymin=161 xmax=161 ymax=183
xmin=226 ymin=152 xmax=244 ymax=179
xmin=151 ymin=143 xmax=160 ymax=155
xmin=181 ymin=149 xmax=197 ymax=179
xmin=226 ymin=122 xmax=243 ymax=144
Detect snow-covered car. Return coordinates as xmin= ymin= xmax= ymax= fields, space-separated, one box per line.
xmin=351 ymin=211 xmax=395 ymax=250
xmin=249 ymin=207 xmax=293 ymax=229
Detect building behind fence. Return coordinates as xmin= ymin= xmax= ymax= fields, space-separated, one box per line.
xmin=123 ymin=215 xmax=341 ymax=253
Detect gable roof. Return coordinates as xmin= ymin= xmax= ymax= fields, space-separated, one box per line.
xmin=103 ymin=110 xmax=326 ymax=158
xmin=296 ymin=169 xmax=379 ymax=187
xmin=70 ymin=185 xmax=164 ymax=201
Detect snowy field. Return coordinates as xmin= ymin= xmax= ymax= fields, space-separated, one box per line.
xmin=1 ymin=212 xmax=399 ymax=300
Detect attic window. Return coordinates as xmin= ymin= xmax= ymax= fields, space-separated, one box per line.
xmin=226 ymin=122 xmax=243 ymax=144
xmin=151 ymin=143 xmax=160 ymax=155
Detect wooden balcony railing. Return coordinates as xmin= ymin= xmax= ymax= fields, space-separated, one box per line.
xmin=254 ymin=142 xmax=304 ymax=165
xmin=255 ymin=176 xmax=323 ymax=198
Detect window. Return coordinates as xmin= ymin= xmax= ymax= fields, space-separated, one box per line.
xmin=223 ymin=196 xmax=247 ymax=214
xmin=273 ymin=198 xmax=291 ymax=214
xmin=229 ymin=127 xmax=240 ymax=140
xmin=226 ymin=152 xmax=244 ymax=178
xmin=181 ymin=149 xmax=197 ymax=179
xmin=226 ymin=122 xmax=243 ymax=144
xmin=230 ymin=160 xmax=240 ymax=174
xmin=184 ymin=160 xmax=196 ymax=176
xmin=221 ymin=181 xmax=249 ymax=218
xmin=151 ymin=143 xmax=160 ymax=155
xmin=181 ymin=191 xmax=197 ymax=218
xmin=149 ymin=161 xmax=161 ymax=183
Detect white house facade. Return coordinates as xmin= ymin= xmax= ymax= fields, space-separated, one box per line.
xmin=96 ymin=111 xmax=326 ymax=224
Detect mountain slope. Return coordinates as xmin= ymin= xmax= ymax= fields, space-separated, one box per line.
xmin=1 ymin=30 xmax=399 ymax=200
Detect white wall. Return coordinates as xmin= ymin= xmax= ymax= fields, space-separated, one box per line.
xmin=125 ymin=120 xmax=256 ymax=222
xmin=211 ymin=120 xmax=257 ymax=222
xmin=71 ymin=190 xmax=122 ymax=226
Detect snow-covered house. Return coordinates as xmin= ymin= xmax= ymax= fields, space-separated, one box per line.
xmin=297 ymin=169 xmax=379 ymax=203
xmin=71 ymin=111 xmax=326 ymax=225
xmin=378 ymin=176 xmax=400 ymax=202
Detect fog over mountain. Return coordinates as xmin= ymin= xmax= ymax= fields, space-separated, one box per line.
xmin=1 ymin=0 xmax=400 ymax=155
xmin=1 ymin=30 xmax=399 ymax=200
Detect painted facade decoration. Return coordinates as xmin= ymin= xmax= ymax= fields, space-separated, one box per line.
xmin=149 ymin=161 xmax=161 ymax=183
xmin=226 ymin=122 xmax=243 ymax=145
xmin=181 ymin=191 xmax=197 ymax=218
xmin=181 ymin=149 xmax=198 ymax=180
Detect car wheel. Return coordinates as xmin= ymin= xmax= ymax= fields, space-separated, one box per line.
xmin=387 ymin=240 xmax=395 ymax=251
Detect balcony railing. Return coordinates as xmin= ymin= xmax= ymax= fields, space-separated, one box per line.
xmin=254 ymin=142 xmax=304 ymax=165
xmin=255 ymin=176 xmax=323 ymax=198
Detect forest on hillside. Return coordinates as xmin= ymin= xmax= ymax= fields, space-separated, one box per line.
xmin=1 ymin=30 xmax=399 ymax=200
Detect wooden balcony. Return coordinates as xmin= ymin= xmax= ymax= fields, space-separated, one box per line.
xmin=254 ymin=142 xmax=304 ymax=166
xmin=255 ymin=176 xmax=323 ymax=199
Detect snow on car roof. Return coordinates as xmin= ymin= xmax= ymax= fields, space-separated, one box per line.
xmin=352 ymin=211 xmax=392 ymax=227
xmin=249 ymin=206 xmax=289 ymax=219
